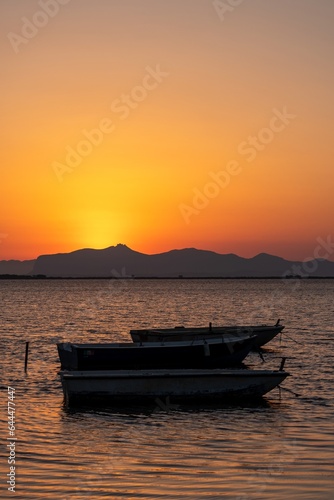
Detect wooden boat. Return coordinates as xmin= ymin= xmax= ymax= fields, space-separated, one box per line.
xmin=130 ymin=320 xmax=284 ymax=348
xmin=57 ymin=335 xmax=256 ymax=371
xmin=59 ymin=364 xmax=289 ymax=405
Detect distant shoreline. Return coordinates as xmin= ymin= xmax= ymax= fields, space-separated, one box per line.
xmin=1 ymin=275 xmax=334 ymax=280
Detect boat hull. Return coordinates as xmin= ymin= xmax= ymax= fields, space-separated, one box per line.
xmin=59 ymin=368 xmax=289 ymax=405
xmin=57 ymin=336 xmax=256 ymax=371
xmin=130 ymin=324 xmax=284 ymax=348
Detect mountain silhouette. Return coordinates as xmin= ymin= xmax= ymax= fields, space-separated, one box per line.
xmin=11 ymin=243 xmax=334 ymax=277
xmin=1 ymin=244 xmax=334 ymax=277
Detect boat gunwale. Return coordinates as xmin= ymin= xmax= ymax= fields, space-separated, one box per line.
xmin=60 ymin=368 xmax=290 ymax=380
xmin=130 ymin=325 xmax=284 ymax=335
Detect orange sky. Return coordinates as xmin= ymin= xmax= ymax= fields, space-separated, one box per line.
xmin=1 ymin=0 xmax=334 ymax=261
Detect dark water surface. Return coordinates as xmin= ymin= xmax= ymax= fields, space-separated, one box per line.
xmin=1 ymin=279 xmax=333 ymax=499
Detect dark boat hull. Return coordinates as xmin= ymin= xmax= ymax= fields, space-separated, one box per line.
xmin=57 ymin=336 xmax=256 ymax=371
xmin=130 ymin=324 xmax=285 ymax=348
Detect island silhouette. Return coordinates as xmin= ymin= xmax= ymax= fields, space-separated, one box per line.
xmin=1 ymin=244 xmax=334 ymax=278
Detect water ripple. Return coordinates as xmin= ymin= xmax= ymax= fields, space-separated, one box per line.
xmin=1 ymin=279 xmax=334 ymax=499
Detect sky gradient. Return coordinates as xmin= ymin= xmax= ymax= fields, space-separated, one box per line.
xmin=1 ymin=0 xmax=334 ymax=261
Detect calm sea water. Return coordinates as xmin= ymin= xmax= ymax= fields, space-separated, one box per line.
xmin=0 ymin=279 xmax=333 ymax=499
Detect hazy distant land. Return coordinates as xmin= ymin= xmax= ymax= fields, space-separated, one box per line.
xmin=1 ymin=244 xmax=334 ymax=278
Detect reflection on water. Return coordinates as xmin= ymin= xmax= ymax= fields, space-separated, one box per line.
xmin=0 ymin=279 xmax=334 ymax=499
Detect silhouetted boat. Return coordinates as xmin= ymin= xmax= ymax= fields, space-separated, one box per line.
xmin=57 ymin=335 xmax=256 ymax=371
xmin=130 ymin=320 xmax=284 ymax=348
xmin=59 ymin=364 xmax=289 ymax=405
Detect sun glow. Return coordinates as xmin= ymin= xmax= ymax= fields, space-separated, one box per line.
xmin=1 ymin=1 xmax=334 ymax=261
xmin=73 ymin=210 xmax=126 ymax=250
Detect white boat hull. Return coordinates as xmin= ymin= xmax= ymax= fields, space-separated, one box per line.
xmin=60 ymin=368 xmax=289 ymax=405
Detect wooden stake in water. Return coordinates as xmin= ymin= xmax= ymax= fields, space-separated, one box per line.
xmin=24 ymin=341 xmax=29 ymax=372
